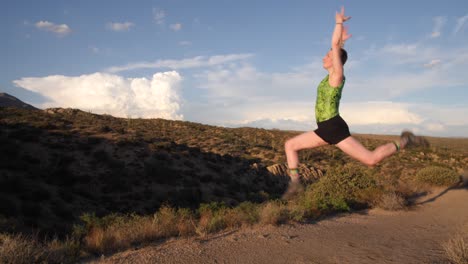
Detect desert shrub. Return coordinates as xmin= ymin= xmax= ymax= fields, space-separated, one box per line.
xmin=260 ymin=200 xmax=289 ymax=225
xmin=196 ymin=202 xmax=228 ymax=235
xmin=307 ymin=164 xmax=379 ymax=212
xmin=224 ymin=201 xmax=260 ymax=228
xmin=0 ymin=233 xmax=45 ymax=264
xmin=376 ymin=191 xmax=406 ymax=211
xmin=153 ymin=206 xmax=195 ymax=237
xmin=442 ymin=224 xmax=468 ymax=264
xmin=415 ymin=166 xmax=460 ymax=186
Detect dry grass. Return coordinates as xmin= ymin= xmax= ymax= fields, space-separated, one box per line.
xmin=81 ymin=206 xmax=196 ymax=254
xmin=259 ymin=201 xmax=289 ymax=225
xmin=443 ymin=224 xmax=468 ymax=264
xmin=375 ymin=191 xmax=407 ymax=211
xmin=0 ymin=233 xmax=79 ymax=264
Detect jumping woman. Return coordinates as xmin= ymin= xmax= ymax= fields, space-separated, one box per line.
xmin=283 ymin=7 xmax=428 ymax=198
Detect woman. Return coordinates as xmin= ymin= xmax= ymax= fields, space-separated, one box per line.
xmin=283 ymin=7 xmax=428 ymax=198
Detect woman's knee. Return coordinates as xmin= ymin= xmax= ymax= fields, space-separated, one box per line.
xmin=284 ymin=139 xmax=296 ymax=152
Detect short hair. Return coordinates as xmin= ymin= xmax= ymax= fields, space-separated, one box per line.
xmin=340 ymin=48 xmax=348 ymax=65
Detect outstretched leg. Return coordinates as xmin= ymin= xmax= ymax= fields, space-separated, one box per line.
xmin=335 ymin=136 xmax=399 ymax=166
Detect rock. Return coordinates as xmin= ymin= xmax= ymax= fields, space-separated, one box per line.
xmin=266 ymin=163 xmax=323 ymax=184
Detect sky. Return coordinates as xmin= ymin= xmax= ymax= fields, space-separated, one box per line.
xmin=2 ymin=0 xmax=468 ymax=137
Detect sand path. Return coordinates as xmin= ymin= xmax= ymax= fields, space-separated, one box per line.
xmin=89 ymin=186 xmax=467 ymax=264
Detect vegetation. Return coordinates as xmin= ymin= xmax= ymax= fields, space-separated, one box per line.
xmin=0 ymin=107 xmax=467 ymax=261
xmin=443 ymin=223 xmax=468 ymax=264
xmin=415 ymin=166 xmax=460 ymax=186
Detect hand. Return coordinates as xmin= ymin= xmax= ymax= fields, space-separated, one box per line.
xmin=341 ymin=26 xmax=352 ymax=42
xmin=335 ymin=6 xmax=351 ymax=24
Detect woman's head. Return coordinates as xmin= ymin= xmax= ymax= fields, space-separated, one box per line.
xmin=322 ymin=48 xmax=348 ymax=69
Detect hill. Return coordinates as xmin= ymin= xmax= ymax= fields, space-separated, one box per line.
xmin=0 ymin=107 xmax=466 ymax=262
xmin=0 ymin=93 xmax=37 ymax=110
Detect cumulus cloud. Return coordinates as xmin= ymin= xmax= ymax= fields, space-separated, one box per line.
xmin=106 ymin=53 xmax=254 ymax=73
xmin=454 ymin=14 xmax=468 ymax=34
xmin=430 ymin=16 xmax=446 ymax=38
xmin=106 ymin=22 xmax=134 ymax=31
xmin=153 ymin=8 xmax=166 ymax=25
xmin=170 ymin=23 xmax=182 ymax=31
xmin=35 ymin=21 xmax=71 ymax=36
xmin=341 ymin=102 xmax=423 ymax=125
xmin=13 ymin=71 xmax=183 ymax=119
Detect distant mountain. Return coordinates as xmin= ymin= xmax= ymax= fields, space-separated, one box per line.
xmin=0 ymin=92 xmax=37 ymax=110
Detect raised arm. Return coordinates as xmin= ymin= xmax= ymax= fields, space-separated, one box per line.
xmin=330 ymin=7 xmax=351 ymax=86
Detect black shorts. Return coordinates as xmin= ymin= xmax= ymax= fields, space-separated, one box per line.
xmin=314 ymin=115 xmax=351 ymax=145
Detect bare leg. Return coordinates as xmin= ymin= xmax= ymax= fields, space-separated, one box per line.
xmin=335 ymin=136 xmax=398 ymax=166
xmin=284 ymin=131 xmax=328 ymax=172
xmin=282 ymin=131 xmax=328 ymax=199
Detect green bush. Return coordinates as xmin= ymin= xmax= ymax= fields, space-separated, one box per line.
xmin=307 ymin=164 xmax=379 ymax=212
xmin=415 ymin=166 xmax=460 ymax=186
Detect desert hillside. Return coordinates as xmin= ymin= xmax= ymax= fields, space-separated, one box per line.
xmin=0 ymin=106 xmax=467 ymax=263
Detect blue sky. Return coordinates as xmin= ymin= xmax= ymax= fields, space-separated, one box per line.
xmin=2 ymin=0 xmax=468 ymax=137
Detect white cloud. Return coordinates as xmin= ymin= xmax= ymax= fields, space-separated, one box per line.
xmin=170 ymin=23 xmax=182 ymax=31
xmin=179 ymin=41 xmax=192 ymax=46
xmin=352 ymin=44 xmax=468 ymax=101
xmin=153 ymin=8 xmax=166 ymax=25
xmin=187 ymin=49 xmax=468 ymax=136
xmin=381 ymin=43 xmax=418 ymax=56
xmin=425 ymin=122 xmax=445 ymax=132
xmin=423 ymin=59 xmax=441 ymax=68
xmin=35 ymin=21 xmax=71 ymax=36
xmin=430 ymin=16 xmax=446 ymax=38
xmin=106 ymin=53 xmax=254 ymax=73
xmin=13 ymin=71 xmax=183 ymax=119
xmin=106 ymin=22 xmax=134 ymax=32
xmin=341 ymin=102 xmax=423 ymax=125
xmin=89 ymin=46 xmax=100 ymax=54
xmin=454 ymin=14 xmax=468 ymax=34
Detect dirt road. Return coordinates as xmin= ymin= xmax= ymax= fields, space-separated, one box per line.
xmin=89 ymin=186 xmax=468 ymax=264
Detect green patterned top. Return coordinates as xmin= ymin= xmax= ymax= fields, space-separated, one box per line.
xmin=315 ymin=75 xmax=345 ymax=123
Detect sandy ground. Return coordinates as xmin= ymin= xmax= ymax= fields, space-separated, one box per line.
xmin=87 ymin=185 xmax=468 ymax=264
